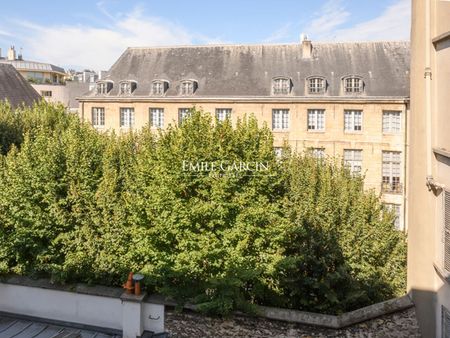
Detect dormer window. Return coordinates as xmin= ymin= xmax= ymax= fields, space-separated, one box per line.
xmin=119 ymin=80 xmax=137 ymax=95
xmin=343 ymin=76 xmax=363 ymax=94
xmin=272 ymin=77 xmax=291 ymax=95
xmin=96 ymin=81 xmax=113 ymax=95
xmin=180 ymin=80 xmax=197 ymax=96
xmin=151 ymin=80 xmax=169 ymax=96
xmin=308 ymin=77 xmax=326 ymax=94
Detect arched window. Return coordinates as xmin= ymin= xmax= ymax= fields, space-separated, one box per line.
xmin=180 ymin=80 xmax=198 ymax=95
xmin=119 ymin=80 xmax=137 ymax=95
xmin=96 ymin=81 xmax=113 ymax=95
xmin=151 ymin=80 xmax=169 ymax=96
xmin=307 ymin=76 xmax=326 ymax=94
xmin=343 ymin=76 xmax=363 ymax=94
xmin=272 ymin=77 xmax=292 ymax=95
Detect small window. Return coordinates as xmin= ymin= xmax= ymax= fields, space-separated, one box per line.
xmin=382 ymin=151 xmax=402 ymax=194
xmin=40 ymin=91 xmax=52 ymax=97
xmin=442 ymin=305 xmax=450 ymax=338
xmin=272 ymin=109 xmax=289 ymax=130
xmin=150 ymin=108 xmax=164 ymax=128
xmin=383 ymin=111 xmax=401 ymax=133
xmin=119 ymin=81 xmax=136 ymax=95
xmin=344 ymin=149 xmax=362 ymax=175
xmin=344 ymin=76 xmax=363 ymax=94
xmin=384 ymin=203 xmax=401 ymax=230
xmin=92 ymin=107 xmax=105 ymax=127
xmin=344 ymin=110 xmax=363 ymax=132
xmin=180 ymin=80 xmax=197 ymax=95
xmin=272 ymin=78 xmax=291 ymax=95
xmin=444 ymin=190 xmax=450 ymax=274
xmin=307 ymin=109 xmax=325 ymax=131
xmin=152 ymin=80 xmax=168 ymax=96
xmin=308 ymin=77 xmax=325 ymax=94
xmin=120 ymin=108 xmax=135 ymax=128
xmin=96 ymin=81 xmax=113 ymax=95
xmin=216 ymin=108 xmax=231 ymax=122
xmin=178 ymin=108 xmax=191 ymax=125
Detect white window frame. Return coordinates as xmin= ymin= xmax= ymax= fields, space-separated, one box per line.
xmin=382 ymin=151 xmax=402 ymax=194
xmin=344 ymin=110 xmax=363 ymax=132
xmin=384 ymin=203 xmax=402 ymax=230
xmin=307 ymin=109 xmax=325 ymax=131
xmin=344 ymin=149 xmax=362 ymax=175
xmin=120 ymin=108 xmax=135 ymax=128
xmin=344 ymin=77 xmax=363 ymax=94
xmin=96 ymin=82 xmax=107 ymax=95
xmin=152 ymin=81 xmax=166 ymax=96
xmin=308 ymin=77 xmax=325 ymax=94
xmin=119 ymin=82 xmax=132 ymax=95
xmin=382 ymin=111 xmax=401 ymax=133
xmin=311 ymin=148 xmax=325 ymax=160
xmin=180 ymin=81 xmax=196 ymax=96
xmin=150 ymin=108 xmax=164 ymax=128
xmin=272 ymin=78 xmax=291 ymax=95
xmin=91 ymin=107 xmax=105 ymax=127
xmin=444 ymin=190 xmax=450 ymax=274
xmin=272 ymin=109 xmax=289 ymax=130
xmin=216 ymin=108 xmax=231 ymax=122
xmin=178 ymin=108 xmax=191 ymax=124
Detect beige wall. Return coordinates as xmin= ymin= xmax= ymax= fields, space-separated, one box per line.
xmin=80 ymin=99 xmax=406 ymax=228
xmin=408 ymin=0 xmax=450 ymax=337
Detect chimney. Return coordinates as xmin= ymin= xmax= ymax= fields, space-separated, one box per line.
xmin=7 ymin=46 xmax=16 ymax=61
xmin=17 ymin=47 xmax=23 ymax=61
xmin=301 ymin=34 xmax=312 ymax=59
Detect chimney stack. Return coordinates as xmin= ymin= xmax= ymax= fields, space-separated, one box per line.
xmin=301 ymin=34 xmax=312 ymax=59
xmin=7 ymin=46 xmax=16 ymax=61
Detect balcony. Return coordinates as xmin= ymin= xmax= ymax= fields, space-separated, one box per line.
xmin=381 ymin=182 xmax=403 ymax=194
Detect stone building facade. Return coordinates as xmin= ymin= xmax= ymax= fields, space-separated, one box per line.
xmin=408 ymin=0 xmax=450 ymax=337
xmin=78 ymin=39 xmax=410 ymax=230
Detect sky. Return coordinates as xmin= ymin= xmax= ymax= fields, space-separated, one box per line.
xmin=0 ymin=0 xmax=411 ymax=71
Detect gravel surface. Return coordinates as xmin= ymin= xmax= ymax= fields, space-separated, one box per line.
xmin=165 ymin=307 xmax=421 ymax=337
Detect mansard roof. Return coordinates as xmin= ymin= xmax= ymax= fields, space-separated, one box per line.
xmin=84 ymin=41 xmax=410 ymax=98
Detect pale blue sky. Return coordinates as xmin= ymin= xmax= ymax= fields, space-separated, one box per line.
xmin=0 ymin=0 xmax=411 ymax=70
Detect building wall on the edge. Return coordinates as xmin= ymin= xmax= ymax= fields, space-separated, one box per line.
xmin=81 ymin=100 xmax=406 ymax=229
xmin=408 ymin=0 xmax=450 ymax=337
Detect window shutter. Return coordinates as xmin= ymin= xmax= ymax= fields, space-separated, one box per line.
xmin=445 ymin=190 xmax=450 ymax=273
xmin=442 ymin=306 xmax=450 ymax=338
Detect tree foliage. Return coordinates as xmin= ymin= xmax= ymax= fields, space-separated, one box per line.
xmin=0 ymin=102 xmax=406 ymax=315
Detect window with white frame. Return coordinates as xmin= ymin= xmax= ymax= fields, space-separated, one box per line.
xmin=311 ymin=148 xmax=325 ymax=160
xmin=344 ymin=149 xmax=362 ymax=175
xmin=382 ymin=151 xmax=402 ymax=193
xmin=119 ymin=82 xmax=132 ymax=95
xmin=444 ymin=190 xmax=450 ymax=274
xmin=442 ymin=305 xmax=450 ymax=338
xmin=120 ymin=108 xmax=135 ymax=128
xmin=180 ymin=81 xmax=196 ymax=95
xmin=272 ymin=78 xmax=291 ymax=95
xmin=307 ymin=109 xmax=325 ymax=131
xmin=308 ymin=77 xmax=325 ymax=94
xmin=384 ymin=203 xmax=401 ymax=230
xmin=152 ymin=81 xmax=167 ymax=96
xmin=91 ymin=107 xmax=105 ymax=127
xmin=216 ymin=108 xmax=231 ymax=122
xmin=344 ymin=110 xmax=363 ymax=132
xmin=272 ymin=109 xmax=289 ymax=130
xmin=178 ymin=108 xmax=191 ymax=124
xmin=344 ymin=77 xmax=363 ymax=94
xmin=382 ymin=111 xmax=401 ymax=133
xmin=150 ymin=108 xmax=164 ymax=128
xmin=96 ymin=82 xmax=108 ymax=95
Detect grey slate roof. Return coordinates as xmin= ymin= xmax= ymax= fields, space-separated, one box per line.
xmin=0 ymin=315 xmax=120 ymax=338
xmin=86 ymin=41 xmax=410 ymax=99
xmin=0 ymin=64 xmax=41 ymax=108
